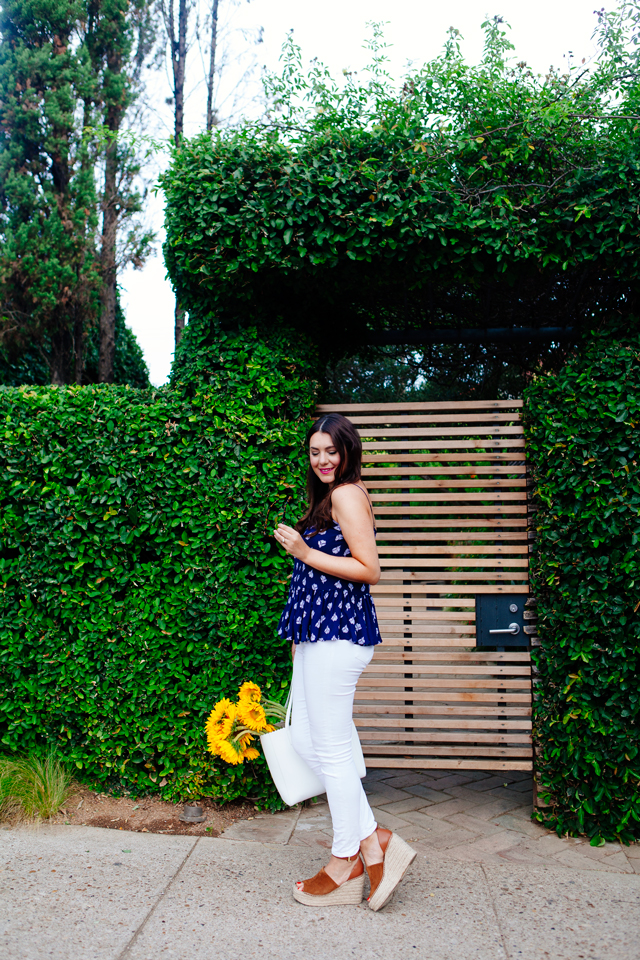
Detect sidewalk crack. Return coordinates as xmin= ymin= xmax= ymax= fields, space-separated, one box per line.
xmin=284 ymin=804 xmax=303 ymax=844
xmin=480 ymin=864 xmax=511 ymax=960
xmin=116 ymin=837 xmax=201 ymax=960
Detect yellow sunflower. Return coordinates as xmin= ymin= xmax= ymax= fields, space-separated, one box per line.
xmin=237 ymin=700 xmax=270 ymax=733
xmin=205 ymin=730 xmax=223 ymax=756
xmin=238 ymin=681 xmax=262 ymax=705
xmin=205 ymin=699 xmax=237 ymax=748
xmin=241 ymin=747 xmax=260 ymax=762
xmin=217 ymin=738 xmax=244 ymax=765
xmin=234 ymin=729 xmax=253 ymax=749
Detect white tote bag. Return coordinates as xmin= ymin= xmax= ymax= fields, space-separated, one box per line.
xmin=260 ymin=692 xmax=366 ymax=807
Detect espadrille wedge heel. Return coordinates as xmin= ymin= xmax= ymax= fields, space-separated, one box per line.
xmin=293 ymin=855 xmax=365 ymax=906
xmin=363 ymin=828 xmax=417 ymax=912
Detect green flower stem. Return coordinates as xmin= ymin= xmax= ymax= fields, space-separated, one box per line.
xmin=262 ymin=699 xmax=286 ymax=720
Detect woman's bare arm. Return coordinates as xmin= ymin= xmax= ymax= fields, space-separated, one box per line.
xmin=274 ymin=484 xmax=380 ymax=585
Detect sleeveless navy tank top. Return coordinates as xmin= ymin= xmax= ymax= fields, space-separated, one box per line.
xmin=277 ymin=521 xmax=382 ymax=647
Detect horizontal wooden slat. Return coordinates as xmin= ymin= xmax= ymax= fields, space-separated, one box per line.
xmin=371 ymin=653 xmax=531 ymax=663
xmin=371 ymin=582 xmax=475 ymax=600
xmin=358 ymin=678 xmax=530 ymax=689
xmin=378 ymin=532 xmax=531 ymax=550
xmin=362 ymin=745 xmax=531 ymax=757
xmin=363 ymin=439 xmax=525 ymax=450
xmin=376 ymin=624 xmax=475 ymax=631
xmin=371 ymin=654 xmax=531 ymax=664
xmin=372 ymin=607 xmax=475 ymax=617
xmin=364 ymin=665 xmax=530 ymax=676
xmin=376 ymin=543 xmax=526 ymax=554
xmin=360 ymin=426 xmax=523 ymax=438
xmin=363 ymin=453 xmax=526 ymax=462
xmin=376 ymin=509 xmax=527 ymax=517
xmin=378 ymin=638 xmax=473 ymax=646
xmin=376 ymin=572 xmax=527 ymax=582
xmin=355 ymin=691 xmax=531 ymax=702
xmin=372 ymin=588 xmax=529 ymax=602
xmin=378 ymin=549 xmax=527 ymax=559
xmin=378 ymin=558 xmax=528 ymax=568
xmin=375 ymin=507 xmax=527 ymax=515
xmin=355 ymin=717 xmax=531 ymax=729
xmin=364 ymin=758 xmax=532 ymax=770
xmin=390 ymin=589 xmax=527 ymax=597
xmin=363 ymin=466 xmax=527 ymax=475
xmin=378 ymin=570 xmax=527 ymax=581
xmin=317 ymin=400 xmax=524 ymax=412
xmin=371 ymin=492 xmax=526 ymax=503
xmin=375 ymin=617 xmax=475 ymax=623
xmin=354 ymin=704 xmax=531 ymax=716
xmin=375 ymin=519 xmax=528 ymax=528
xmin=377 ymin=633 xmax=478 ymax=642
xmin=367 ymin=477 xmax=527 ymax=497
xmin=376 ymin=625 xmax=477 ymax=633
xmin=376 ymin=625 xmax=476 ymax=633
xmin=349 ymin=413 xmax=523 ymax=425
xmin=358 ymin=731 xmax=531 ymax=744
xmin=376 ymin=594 xmax=476 ymax=621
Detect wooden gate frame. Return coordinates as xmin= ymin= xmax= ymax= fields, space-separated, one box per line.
xmin=317 ymin=400 xmax=533 ymax=773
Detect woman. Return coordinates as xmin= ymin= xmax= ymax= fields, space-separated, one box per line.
xmin=274 ymin=412 xmax=416 ymax=910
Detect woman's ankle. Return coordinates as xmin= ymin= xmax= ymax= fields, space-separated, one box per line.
xmin=322 ymin=853 xmax=361 ymax=886
xmin=359 ymin=827 xmax=384 ymax=864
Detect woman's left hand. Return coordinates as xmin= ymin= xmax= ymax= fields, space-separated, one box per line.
xmin=274 ymin=523 xmax=310 ymax=561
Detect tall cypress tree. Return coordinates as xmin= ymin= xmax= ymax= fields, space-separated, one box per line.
xmin=0 ymin=0 xmax=154 ymax=385
xmin=0 ymin=0 xmax=100 ymax=383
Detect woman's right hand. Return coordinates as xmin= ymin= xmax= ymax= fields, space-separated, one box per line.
xmin=291 ymin=641 xmax=296 ymax=661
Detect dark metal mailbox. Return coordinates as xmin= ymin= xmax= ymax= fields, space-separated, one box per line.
xmin=475 ymin=595 xmax=529 ymax=648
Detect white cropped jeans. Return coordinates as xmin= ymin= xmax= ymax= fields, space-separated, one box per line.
xmin=290 ymin=639 xmax=377 ymax=857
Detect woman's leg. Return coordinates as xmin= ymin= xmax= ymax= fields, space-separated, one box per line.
xmin=299 ymin=639 xmax=377 ymax=858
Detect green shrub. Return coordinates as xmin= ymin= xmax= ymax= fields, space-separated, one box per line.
xmin=0 ymin=327 xmax=319 ymax=806
xmin=523 ymin=324 xmax=640 ymax=842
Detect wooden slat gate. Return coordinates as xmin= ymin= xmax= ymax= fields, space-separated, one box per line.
xmin=317 ymin=400 xmax=532 ymax=773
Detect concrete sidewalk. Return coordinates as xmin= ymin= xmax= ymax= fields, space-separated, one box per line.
xmin=2 ymin=768 xmax=639 ymax=960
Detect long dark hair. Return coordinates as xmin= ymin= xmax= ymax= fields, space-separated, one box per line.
xmin=295 ymin=413 xmax=363 ymax=535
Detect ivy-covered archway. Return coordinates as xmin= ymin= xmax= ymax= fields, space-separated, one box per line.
xmin=160 ymin=18 xmax=640 ymax=841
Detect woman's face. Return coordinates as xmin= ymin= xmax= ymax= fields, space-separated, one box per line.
xmin=309 ymin=431 xmax=341 ymax=485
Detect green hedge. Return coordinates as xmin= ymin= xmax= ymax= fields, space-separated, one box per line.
xmin=0 ymin=328 xmax=318 ymax=806
xmin=524 ymin=325 xmax=640 ymax=842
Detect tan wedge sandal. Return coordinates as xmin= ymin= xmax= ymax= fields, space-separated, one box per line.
xmin=292 ymin=854 xmax=365 ymax=906
xmin=363 ymin=828 xmax=417 ymax=912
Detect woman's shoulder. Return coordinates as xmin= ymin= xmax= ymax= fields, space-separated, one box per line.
xmin=331 ymin=482 xmax=370 ymax=509
xmin=332 ymin=481 xmax=368 ymax=499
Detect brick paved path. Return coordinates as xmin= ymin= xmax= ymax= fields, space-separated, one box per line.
xmin=223 ymin=768 xmax=640 ymax=874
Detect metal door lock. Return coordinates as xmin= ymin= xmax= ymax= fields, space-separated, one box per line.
xmin=489 ymin=623 xmax=521 ymax=636
xmin=475 ymin=595 xmax=529 ymax=648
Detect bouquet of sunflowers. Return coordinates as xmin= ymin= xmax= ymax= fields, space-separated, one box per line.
xmin=205 ymin=681 xmax=287 ymax=765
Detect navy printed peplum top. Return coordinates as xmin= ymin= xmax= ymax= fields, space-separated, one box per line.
xmin=277 ymin=523 xmax=382 ymax=646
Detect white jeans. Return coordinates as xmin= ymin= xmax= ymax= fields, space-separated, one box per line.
xmin=290 ymin=639 xmax=377 ymax=857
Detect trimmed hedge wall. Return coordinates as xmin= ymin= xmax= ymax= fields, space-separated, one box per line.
xmin=524 ymin=325 xmax=640 ymax=842
xmin=4 ymin=308 xmax=638 ymax=834
xmin=0 ymin=328 xmax=318 ymax=806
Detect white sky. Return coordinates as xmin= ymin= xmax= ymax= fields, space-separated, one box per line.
xmin=120 ymin=0 xmax=616 ymax=385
